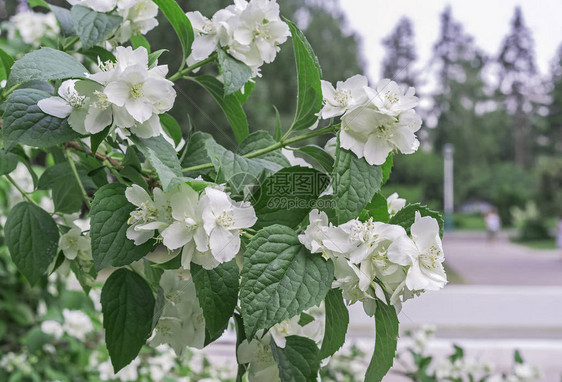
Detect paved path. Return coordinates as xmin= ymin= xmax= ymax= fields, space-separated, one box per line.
xmin=443 ymin=231 xmax=562 ymax=285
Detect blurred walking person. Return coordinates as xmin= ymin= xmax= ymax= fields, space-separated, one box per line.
xmin=485 ymin=208 xmax=501 ymax=242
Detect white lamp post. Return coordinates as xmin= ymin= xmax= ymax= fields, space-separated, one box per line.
xmin=443 ymin=143 xmax=454 ymax=231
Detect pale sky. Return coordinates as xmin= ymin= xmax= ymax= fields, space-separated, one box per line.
xmin=340 ymin=0 xmax=562 ymax=81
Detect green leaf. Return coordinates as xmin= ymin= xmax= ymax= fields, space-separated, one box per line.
xmin=2 ymin=89 xmax=80 ymax=149
xmin=234 ymin=313 xmax=249 ymax=382
xmin=181 ymin=132 xmax=227 ymax=174
xmin=101 ymin=269 xmax=155 ymax=372
xmin=159 ymin=113 xmax=182 ymax=147
xmin=333 ymin=137 xmax=382 ymax=224
xmin=27 ymin=0 xmax=49 ymax=8
xmin=192 ymin=75 xmax=249 ymax=143
xmin=381 ymin=153 xmax=393 ymax=185
xmin=251 ymin=167 xmax=330 ymax=229
xmin=152 ymin=0 xmax=194 ymax=64
xmin=90 ymin=126 xmax=111 ymax=155
xmin=80 ymin=46 xmax=116 ymax=64
xmin=51 ymin=5 xmax=76 ymax=36
xmin=238 ymin=131 xmax=290 ymax=168
xmin=365 ymin=302 xmax=399 ymax=382
xmin=388 ymin=203 xmax=444 ymax=237
xmin=297 ymin=145 xmax=334 ymax=173
xmin=4 ymin=202 xmax=59 ymax=285
xmin=286 ymin=19 xmax=322 ymax=131
xmin=71 ymin=5 xmax=122 ymax=49
xmin=218 ymin=48 xmax=253 ymax=96
xmin=235 ymin=80 xmax=255 ymax=105
xmin=514 ymin=349 xmax=524 ymax=364
xmin=0 ymin=149 xmax=19 ymax=176
xmin=0 ymin=49 xmax=14 ymax=82
xmin=7 ymin=47 xmax=87 ymax=87
xmin=273 ymin=105 xmax=282 ymax=141
xmin=130 ymin=34 xmax=151 ymax=52
xmin=90 ymin=184 xmax=155 ymax=270
xmin=319 ymin=289 xmax=348 ymax=360
xmin=271 ymin=335 xmax=320 ymax=382
xmin=359 ymin=193 xmax=390 ymax=223
xmin=130 ymin=135 xmax=183 ymax=191
xmin=240 ymin=225 xmax=333 ymax=338
xmin=148 ymin=49 xmax=167 ymax=67
xmin=192 ymin=260 xmax=239 ymax=344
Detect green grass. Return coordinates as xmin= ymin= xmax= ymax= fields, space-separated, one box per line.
xmin=452 ymin=213 xmax=487 ymax=231
xmin=510 ymin=238 xmax=557 ymax=250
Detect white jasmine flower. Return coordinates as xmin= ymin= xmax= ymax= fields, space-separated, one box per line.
xmin=341 ymin=106 xmax=421 ymax=166
xmin=67 ymin=0 xmax=117 ymax=13
xmin=62 ymin=309 xmax=93 ymax=340
xmin=200 ymin=187 xmax=257 ymax=263
xmin=387 ymin=192 xmax=406 ymax=216
xmin=511 ymin=363 xmax=542 ymax=382
xmin=59 ymin=227 xmax=91 ymax=260
xmin=387 ymin=212 xmax=447 ymax=291
xmin=319 ymin=75 xmax=369 ymax=119
xmin=365 ymin=79 xmax=419 ymax=117
xmin=270 ymin=313 xmax=323 ymax=348
xmin=41 ymin=320 xmax=64 ymax=339
xmin=324 ymin=137 xmax=337 ymax=158
xmin=99 ymin=357 xmax=140 ymax=381
xmin=281 ymin=148 xmax=313 ymax=168
xmin=237 ymin=332 xmax=280 ymax=382
xmin=9 ymin=10 xmax=59 ymax=46
xmin=332 ymin=257 xmax=378 ymax=316
xmin=298 ymin=209 xmax=331 ymax=254
xmin=228 ymin=0 xmax=290 ymax=73
xmin=38 ymin=80 xmax=90 ymax=134
xmin=357 ymin=222 xmax=407 ymax=279
xmin=125 ymin=185 xmax=173 ymax=245
xmin=113 ymin=0 xmax=159 ymax=43
xmin=187 ymin=8 xmax=237 ymax=61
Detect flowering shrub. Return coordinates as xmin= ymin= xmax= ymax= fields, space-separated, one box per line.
xmin=0 ymin=0 xmax=447 ymax=380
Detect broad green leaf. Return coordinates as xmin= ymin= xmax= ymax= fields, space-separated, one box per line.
xmin=90 ymin=184 xmax=155 ymax=270
xmin=71 ymin=5 xmax=122 ymax=49
xmin=38 ymin=162 xmax=97 ymax=190
xmin=159 ymin=113 xmax=182 ymax=147
xmin=4 ymin=202 xmax=59 ymax=285
xmin=130 ymin=34 xmax=151 ymax=52
xmin=192 ymin=260 xmax=239 ymax=344
xmin=192 ymin=75 xmax=249 ymax=143
xmin=130 ymin=135 xmax=183 ymax=191
xmin=240 ymin=225 xmax=333 ymax=338
xmin=235 ymin=80 xmax=255 ymax=105
xmin=365 ymin=302 xmax=399 ymax=382
xmin=297 ymin=145 xmax=334 ymax=173
xmin=214 ymin=150 xmax=282 ymax=197
xmin=2 ymin=89 xmax=80 ymax=149
xmin=251 ymin=167 xmax=330 ymax=230
xmin=238 ymin=131 xmax=290 ymax=168
xmin=286 ymin=20 xmax=322 ymax=131
xmin=0 ymin=49 xmax=14 ymax=81
xmin=69 ymin=260 xmax=97 ymax=293
xmin=381 ymin=153 xmax=393 ymax=185
xmin=333 ymin=137 xmax=382 ymax=224
xmin=359 ymin=193 xmax=390 ymax=223
xmin=51 ymin=5 xmax=76 ymax=36
xmin=152 ymin=0 xmax=194 ymax=63
xmin=319 ymin=289 xmax=348 ymax=360
xmin=389 ymin=203 xmax=444 ymax=237
xmin=0 ymin=149 xmax=19 ymax=176
xmin=80 ymin=46 xmax=116 ymax=64
xmin=273 ymin=105 xmax=282 ymax=141
xmin=181 ymin=132 xmax=227 ymax=174
xmin=218 ymin=48 xmax=253 ymax=96
xmin=101 ymin=269 xmax=155 ymax=372
xmin=7 ymin=47 xmax=87 ymax=87
xmin=271 ymin=335 xmax=320 ymax=382
xmin=27 ymin=0 xmax=49 ymax=8
xmin=148 ymin=49 xmax=167 ymax=67
xmin=90 ymin=126 xmax=111 ymax=155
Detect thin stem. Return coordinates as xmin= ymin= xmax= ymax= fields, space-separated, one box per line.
xmin=66 ymin=151 xmax=91 ymax=209
xmin=181 ymin=125 xmax=337 ymax=173
xmin=62 ymin=36 xmax=80 ymax=51
xmin=168 ymin=54 xmax=218 ymax=82
xmin=241 ymin=231 xmax=254 ymax=240
xmin=4 ymin=174 xmax=40 ymax=207
xmin=104 ymin=160 xmax=127 ymax=184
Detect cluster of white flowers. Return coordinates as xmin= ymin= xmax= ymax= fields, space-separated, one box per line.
xmin=7 ymin=10 xmax=59 ymax=46
xmin=186 ymin=0 xmax=290 ymax=76
xmin=40 ymin=309 xmax=94 ymax=341
xmin=39 ymin=46 xmax=176 ymax=139
xmin=150 ymin=270 xmax=206 ymax=355
xmin=126 ymin=183 xmax=257 ymax=269
xmin=67 ymin=0 xmax=158 ymax=43
xmin=486 ymin=364 xmax=543 ymax=382
xmin=237 ymin=307 xmax=324 ymax=382
xmin=319 ymin=75 xmax=422 ymax=165
xmin=299 ymin=209 xmax=446 ymax=315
